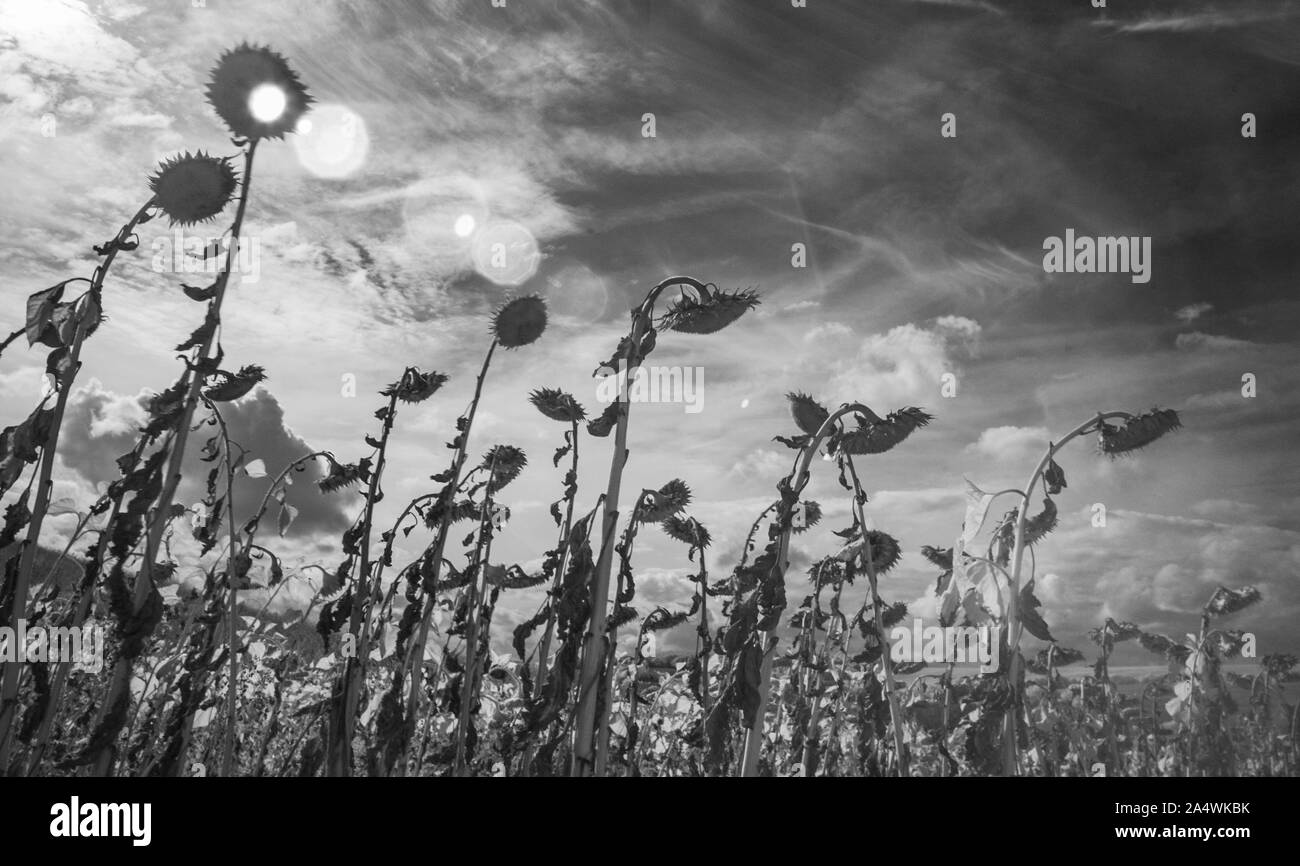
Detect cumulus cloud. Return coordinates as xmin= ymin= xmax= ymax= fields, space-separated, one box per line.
xmin=823 ymin=317 xmax=981 ymax=409
xmin=56 ymin=381 xmax=354 ymax=539
xmin=965 ymin=425 xmax=1050 ymax=464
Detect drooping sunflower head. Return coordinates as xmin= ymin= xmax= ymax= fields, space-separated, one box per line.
xmin=661 ymin=514 xmax=711 ymax=549
xmin=491 ymin=295 xmax=547 ymax=349
xmin=1098 ymin=408 xmax=1181 ymax=457
xmin=636 ymin=479 xmax=691 ymax=523
xmin=658 ymin=285 xmax=760 ymax=334
xmin=1204 ymin=585 xmax=1261 ymax=618
xmin=148 ymin=151 xmax=238 ymax=226
xmin=528 ymin=387 xmax=586 ymax=423
xmin=206 ymin=43 xmax=313 ymax=141
xmin=381 ymin=368 xmax=448 ymax=404
xmin=787 ymin=392 xmax=829 ymax=437
xmin=482 ymin=444 xmax=527 ymax=493
xmin=838 ymin=407 xmax=933 ymax=456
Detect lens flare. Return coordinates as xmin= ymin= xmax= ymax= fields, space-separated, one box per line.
xmin=248 ymin=84 xmax=287 ymax=123
xmin=539 ymin=259 xmax=607 ymax=322
xmin=454 ymin=214 xmax=476 ymax=237
xmin=291 ymin=103 xmax=369 ymax=179
xmin=470 ymin=220 xmax=540 ymax=286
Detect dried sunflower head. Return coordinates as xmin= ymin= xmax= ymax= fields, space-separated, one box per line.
xmin=658 ymin=285 xmax=759 ymax=334
xmin=381 ymin=368 xmax=448 ymax=404
xmin=837 ymin=407 xmax=933 ymax=455
xmin=636 ymin=479 xmax=691 ymax=523
xmin=643 ymin=607 xmax=690 ymax=632
xmin=661 ymin=514 xmax=711 ymax=549
xmin=492 ymin=295 xmax=547 ymax=348
xmin=834 ymin=529 xmax=901 ymax=573
xmin=1098 ymin=408 xmax=1181 ymax=457
xmin=149 ymin=151 xmax=237 ymax=226
xmin=318 ymin=455 xmax=370 ymax=493
xmin=529 ymin=387 xmax=586 ymax=423
xmin=482 ymin=444 xmax=527 ymax=493
xmin=1204 ymin=585 xmax=1261 ymax=617
xmin=787 ymin=392 xmax=829 ymax=437
xmin=206 ymin=43 xmax=312 ymax=141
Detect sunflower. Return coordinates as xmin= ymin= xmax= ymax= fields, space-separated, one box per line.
xmin=661 ymin=514 xmax=711 ymax=549
xmin=787 ymin=392 xmax=829 ymax=437
xmin=381 ymin=368 xmax=448 ymax=404
xmin=529 ymin=387 xmax=586 ymax=423
xmin=148 ymin=151 xmax=237 ymax=226
xmin=206 ymin=43 xmax=312 ymax=141
xmin=837 ymin=407 xmax=933 ymax=455
xmin=657 ymin=285 xmax=759 ymax=334
xmin=482 ymin=444 xmax=527 ymax=493
xmin=636 ymin=479 xmax=691 ymax=523
xmin=1098 ymin=408 xmax=1181 ymax=457
xmin=491 ymin=295 xmax=547 ymax=348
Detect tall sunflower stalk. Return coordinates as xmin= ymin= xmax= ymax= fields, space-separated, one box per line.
xmin=0 ymin=199 xmax=160 ymax=767
xmin=85 ymin=44 xmax=311 ymax=777
xmin=987 ymin=408 xmax=1181 ymax=776
xmin=452 ymin=444 xmax=528 ymax=775
xmin=319 ymin=367 xmax=446 ymax=776
xmin=519 ymin=389 xmax=586 ymax=698
xmin=571 ymin=276 xmax=757 ymax=776
xmin=396 ymin=297 xmax=546 ymax=773
xmin=722 ymin=397 xmax=931 ymax=777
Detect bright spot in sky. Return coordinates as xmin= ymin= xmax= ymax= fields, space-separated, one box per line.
xmin=292 ymin=103 xmax=369 ymax=179
xmin=295 ymin=117 xmax=313 ymax=135
xmin=741 ymin=398 xmax=750 ymax=409
xmin=454 ymin=214 xmax=476 ymax=237
xmin=248 ymin=84 xmax=287 ymax=123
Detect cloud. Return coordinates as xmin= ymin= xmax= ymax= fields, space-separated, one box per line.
xmin=1174 ymin=302 xmax=1213 ymax=323
xmin=965 ymin=425 xmax=1050 ymax=463
xmin=1174 ymin=331 xmax=1257 ymax=352
xmin=822 ymin=318 xmax=981 ymax=409
xmin=55 ymin=381 xmax=354 ymax=539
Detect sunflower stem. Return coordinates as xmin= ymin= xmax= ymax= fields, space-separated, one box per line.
xmin=90 ymin=142 xmax=259 ymax=777
xmin=0 ymin=200 xmax=153 ymax=769
xmin=1000 ymin=410 xmax=1134 ymax=776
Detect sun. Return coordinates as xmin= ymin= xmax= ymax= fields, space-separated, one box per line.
xmin=248 ymin=84 xmax=287 ymax=123
xmin=453 ymin=214 xmax=476 ymax=237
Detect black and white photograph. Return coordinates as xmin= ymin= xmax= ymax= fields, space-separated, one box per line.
xmin=0 ymin=0 xmax=1296 ymax=844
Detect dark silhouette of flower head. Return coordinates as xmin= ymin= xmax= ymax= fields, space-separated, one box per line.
xmin=149 ymin=151 xmax=238 ymax=226
xmin=206 ymin=43 xmax=313 ymax=141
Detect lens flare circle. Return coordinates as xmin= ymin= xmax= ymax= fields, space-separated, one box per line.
xmin=454 ymin=214 xmax=476 ymax=238
xmin=292 ymin=103 xmax=369 ymax=179
xmin=470 ymin=220 xmax=540 ymax=286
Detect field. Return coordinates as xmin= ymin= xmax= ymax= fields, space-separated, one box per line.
xmin=1 ymin=36 xmax=1295 ymax=781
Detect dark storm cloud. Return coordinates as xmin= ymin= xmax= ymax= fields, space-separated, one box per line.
xmin=58 ymin=382 xmax=354 ymax=539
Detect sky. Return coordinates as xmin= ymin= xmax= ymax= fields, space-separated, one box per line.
xmin=2 ymin=0 xmax=1298 ymax=667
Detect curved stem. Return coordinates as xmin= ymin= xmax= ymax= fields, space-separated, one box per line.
xmin=842 ymin=450 xmax=909 ymax=776
xmin=92 ymin=142 xmax=259 ymax=777
xmin=571 ymin=275 xmax=706 ymax=776
xmin=0 ymin=199 xmax=154 ymax=766
xmin=740 ymin=402 xmax=874 ymax=777
xmin=1000 ymin=410 xmax=1134 ymax=776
